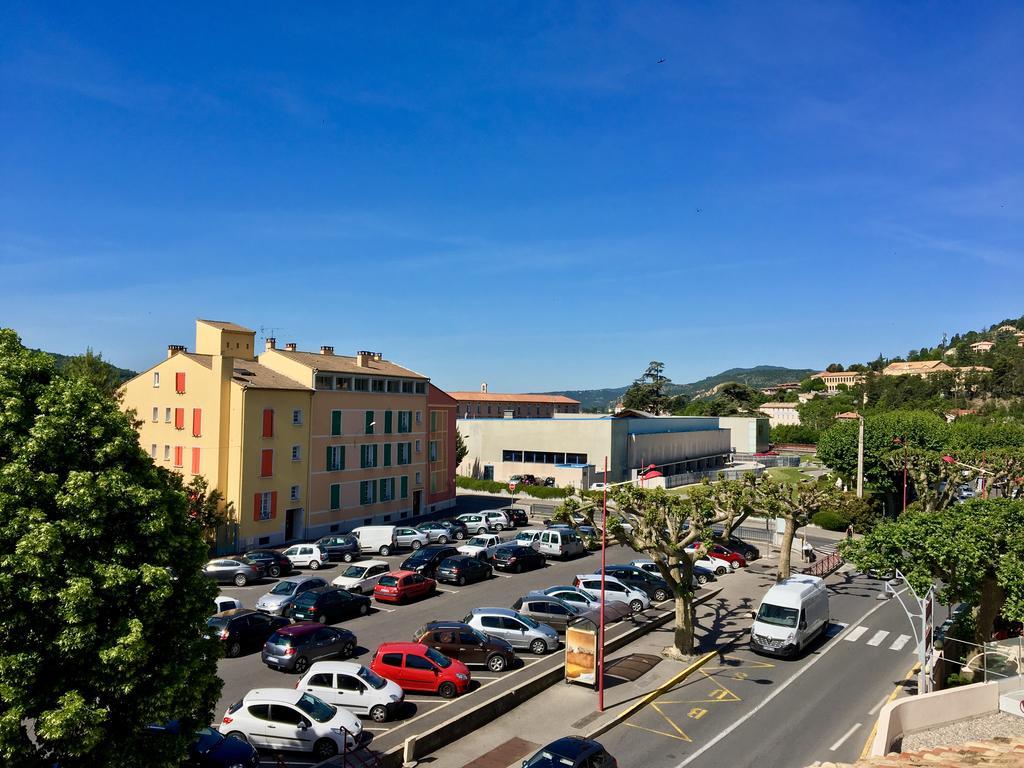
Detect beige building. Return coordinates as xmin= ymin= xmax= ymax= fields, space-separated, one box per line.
xmin=812 ymin=370 xmax=866 ymax=393
xmin=760 ymin=402 xmax=801 ymax=427
xmin=969 ymin=340 xmax=995 ymax=353
xmin=882 ymin=360 xmax=955 ymax=377
xmin=451 ymin=384 xmax=581 ymax=419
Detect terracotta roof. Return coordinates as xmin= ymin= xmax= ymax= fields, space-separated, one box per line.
xmin=448 ymin=392 xmax=580 ymax=405
xmin=971 ymin=341 xmax=996 ymax=350
xmin=946 ymin=408 xmax=977 ymax=417
xmin=197 ymin=319 xmax=256 ymax=333
xmin=761 ymin=402 xmax=799 ymax=409
xmin=883 ymin=361 xmax=954 ymax=374
xmin=813 ymin=371 xmax=863 ymax=378
xmin=180 ymin=352 xmax=212 ymax=369
xmin=959 ymin=365 xmax=993 ymax=373
xmin=231 ymin=362 xmax=310 ymax=391
xmin=266 ymin=349 xmax=428 ymax=380
xmin=835 ymin=412 xmax=861 ymax=420
xmin=806 ymin=736 xmax=1024 ymax=767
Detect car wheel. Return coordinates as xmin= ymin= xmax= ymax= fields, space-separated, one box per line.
xmin=412 ymin=540 xmax=422 ymax=550
xmin=309 ymin=560 xmax=321 ymax=570
xmin=314 ymin=738 xmax=339 ymax=760
xmin=494 ymin=524 xmax=504 ymax=532
xmin=487 ymin=654 xmax=508 ymax=672
xmin=379 ymin=545 xmax=391 ymax=556
xmin=455 ymin=531 xmax=466 ymax=540
xmin=513 ymin=563 xmax=522 ymax=574
xmin=438 ymin=535 xmax=449 ymax=544
xmin=268 ymin=565 xmax=281 ymax=578
xmin=697 ymin=574 xmax=708 ymax=585
xmin=716 ymin=566 xmax=727 ymax=576
xmin=457 ymin=575 xmax=466 ymax=586
xmin=530 ymin=639 xmax=548 ymax=655
xmin=233 ymin=574 xmax=247 ymax=587
xmin=370 ymin=704 xmax=389 ymax=723
xmin=344 ymin=552 xmax=354 ymax=563
xmin=629 ymin=599 xmax=645 ymax=614
xmin=317 ymin=614 xmax=328 ymax=624
xmin=730 ymin=561 xmax=740 ymax=570
xmin=654 ymin=588 xmax=669 ymax=602
xmin=342 ymin=640 xmax=356 ymax=658
xmin=294 ymin=656 xmax=310 ymax=674
xmin=226 ymin=640 xmax=242 ymax=658
xmin=477 ymin=528 xmax=486 ymax=535
xmin=438 ymin=681 xmax=458 ymax=699
xmin=226 ymin=730 xmax=248 ymax=744
xmin=358 ymin=602 xmax=369 ymax=616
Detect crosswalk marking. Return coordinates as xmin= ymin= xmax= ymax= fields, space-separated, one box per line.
xmin=844 ymin=625 xmax=869 ymax=642
xmin=890 ymin=634 xmax=911 ymax=651
xmin=866 ymin=630 xmax=890 ymax=646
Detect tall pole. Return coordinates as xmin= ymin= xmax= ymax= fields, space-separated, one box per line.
xmin=598 ymin=456 xmax=608 ymax=712
xmin=902 ymin=445 xmax=908 ymax=513
xmin=856 ymin=415 xmax=865 ymax=498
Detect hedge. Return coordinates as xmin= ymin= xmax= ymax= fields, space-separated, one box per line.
xmin=455 ymin=476 xmax=572 ymax=499
xmin=811 ymin=509 xmax=852 ymax=531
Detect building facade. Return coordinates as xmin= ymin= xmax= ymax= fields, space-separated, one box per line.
xmin=811 ymin=370 xmax=866 ymax=393
xmin=759 ymin=402 xmax=801 ymax=427
xmin=882 ymin=361 xmax=955 ymax=378
xmin=450 ymin=384 xmax=581 ymax=419
xmin=426 ymin=384 xmax=458 ymax=513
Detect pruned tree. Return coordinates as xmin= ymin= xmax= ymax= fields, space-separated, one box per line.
xmin=753 ymin=477 xmax=840 ymax=581
xmin=883 ymin=449 xmax=980 ymax=513
xmin=689 ymin=475 xmax=760 ymax=540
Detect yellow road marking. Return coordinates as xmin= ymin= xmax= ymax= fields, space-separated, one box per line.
xmin=652 ymin=702 xmax=690 ymax=738
xmin=623 ymin=722 xmax=692 ymax=742
xmin=860 ymin=662 xmax=918 ymax=759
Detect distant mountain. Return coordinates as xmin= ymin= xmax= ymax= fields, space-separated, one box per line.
xmin=543 ymin=365 xmax=816 ymax=412
xmin=40 ymin=350 xmax=138 ymax=384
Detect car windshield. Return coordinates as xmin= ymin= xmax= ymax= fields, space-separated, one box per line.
xmin=406 ymin=550 xmax=432 ymax=563
xmin=192 ymin=726 xmax=223 ymax=753
xmin=357 ymin=665 xmax=387 ymax=689
xmin=270 ymin=581 xmax=298 ymax=595
xmin=424 ymin=647 xmax=452 ymax=668
xmin=515 ymin=533 xmax=534 ymax=541
xmin=439 ymin=558 xmax=460 ymax=569
xmin=518 ymin=614 xmax=541 ymax=628
xmin=378 ymin=575 xmax=399 ymax=587
xmin=756 ymin=603 xmax=799 ymax=628
xmin=340 ymin=565 xmax=367 ymax=579
xmin=468 ymin=537 xmax=488 ymax=547
xmin=524 ymin=750 xmax=576 ymax=768
xmin=295 ymin=693 xmax=337 ymax=723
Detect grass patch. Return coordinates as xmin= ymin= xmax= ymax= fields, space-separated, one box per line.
xmin=766 ymin=467 xmax=812 ymax=483
xmin=455 ymin=476 xmax=572 ymax=499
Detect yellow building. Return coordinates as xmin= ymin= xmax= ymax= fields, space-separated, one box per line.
xmin=121 ymin=320 xmax=313 ymax=549
xmin=811 ymin=370 xmax=866 ymax=393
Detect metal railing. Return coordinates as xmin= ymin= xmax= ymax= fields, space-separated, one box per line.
xmin=940 ymin=633 xmax=1024 ymax=688
xmin=803 ymin=550 xmax=843 ymax=577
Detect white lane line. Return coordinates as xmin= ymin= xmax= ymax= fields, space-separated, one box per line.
xmin=866 ymin=630 xmax=890 ymax=647
xmin=844 ymin=626 xmax=869 ymax=642
xmin=437 ymin=588 xmax=460 ymax=594
xmin=362 ymin=727 xmax=390 ymax=732
xmin=372 ymin=607 xmax=396 ymax=613
xmin=403 ymin=698 xmax=447 ymax=704
xmin=675 ymin=592 xmax=900 ymax=768
xmin=868 ymin=695 xmax=891 ymax=716
xmin=889 ymin=634 xmax=911 ymax=652
xmin=829 ymin=722 xmax=862 ymax=751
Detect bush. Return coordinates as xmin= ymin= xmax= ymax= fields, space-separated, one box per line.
xmin=771 ymin=424 xmax=820 ymax=444
xmin=455 ymin=476 xmax=572 ymax=499
xmin=812 ymin=509 xmax=852 ymax=531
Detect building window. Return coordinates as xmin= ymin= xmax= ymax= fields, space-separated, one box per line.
xmin=256 ymin=491 xmax=274 ymax=521
xmin=290 ymin=485 xmax=301 ymax=502
xmin=384 ymin=410 xmax=393 ymax=434
xmin=379 ymin=477 xmax=395 ymax=502
xmin=262 ymin=409 xmax=274 ymax=438
xmin=329 ymin=483 xmax=340 ymax=510
xmin=415 ymin=471 xmax=422 ymax=485
xmin=371 ymin=379 xmax=385 ymax=393
xmin=365 ymin=411 xmax=375 ymax=435
xmin=191 ymin=447 xmax=201 ymax=474
xmin=402 ymin=381 xmax=414 ymax=394
xmin=153 ymin=372 xmax=160 ymax=388
xmin=415 ymin=439 xmax=422 ymax=453
xmin=416 ymin=410 xmax=422 ymax=424
xmin=398 ymin=411 xmax=412 ymax=433
xmin=163 ymin=445 xmax=170 ymax=461
xmin=315 ymin=374 xmax=334 ymax=390
xmin=291 ymin=444 xmax=301 ymax=461
xmin=400 ymin=476 xmax=409 ymax=498
xmin=429 ymin=440 xmax=438 ymax=462
xmin=397 ymin=442 xmax=411 ymax=465
xmin=387 ymin=379 xmax=400 ymax=393
xmin=192 ymin=408 xmax=202 ymax=437
xmin=292 ymin=409 xmax=303 ymax=425
xmin=174 ymin=408 xmax=185 ymax=430
xmin=360 ymin=444 xmax=378 ymax=469
xmin=173 ymin=446 xmax=183 ymax=467
xmin=414 ymin=382 xmax=426 ymax=394
xmin=354 ymin=377 xmax=369 ymax=392
xmin=152 ymin=407 xmax=158 ymax=422
xmin=359 ymin=480 xmax=376 ymax=505
xmin=430 ymin=411 xmax=438 ymax=431
xmin=175 ymin=372 xmax=186 ymax=394
xmin=260 ymin=449 xmax=273 ymax=477
xmin=337 ymin=376 xmax=352 ymax=391
xmin=165 ymin=408 xmax=172 ymax=423
xmin=383 ymin=443 xmax=392 ymax=467
xmin=476 ymin=405 xmax=481 ymax=414
xmin=331 ymin=410 xmax=343 ymax=436
xmin=326 ymin=445 xmax=345 ymax=471
xmin=150 ymin=444 xmax=157 ymax=458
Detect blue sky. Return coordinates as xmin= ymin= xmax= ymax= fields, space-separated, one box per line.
xmin=2 ymin=3 xmax=1022 ymax=391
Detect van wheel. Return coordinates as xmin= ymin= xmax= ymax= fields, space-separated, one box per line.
xmin=233 ymin=574 xmax=248 ymax=587
xmin=530 ymin=639 xmax=548 ymax=655
xmin=412 ymin=540 xmax=422 ymax=550
xmin=487 ymin=654 xmax=508 ymax=672
xmin=309 ymin=560 xmax=321 ymax=570
xmin=379 ymin=545 xmax=391 ymax=557
xmin=438 ymin=682 xmax=458 ymax=699
xmin=343 ymin=553 xmax=354 ymax=563
xmin=314 ymin=738 xmax=339 ymax=759
xmin=370 ymin=705 xmax=389 ymax=723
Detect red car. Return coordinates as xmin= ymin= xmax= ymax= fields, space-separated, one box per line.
xmin=696 ymin=542 xmax=747 ymax=568
xmin=370 ymin=642 xmax=471 ymax=698
xmin=373 ymin=570 xmax=437 ymax=604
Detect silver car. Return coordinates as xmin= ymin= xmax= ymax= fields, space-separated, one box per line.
xmin=394 ymin=526 xmax=429 ymax=551
xmin=463 ymin=607 xmax=559 ymax=655
xmin=254 ymin=575 xmax=328 ymax=616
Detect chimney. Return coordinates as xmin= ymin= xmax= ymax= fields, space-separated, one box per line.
xmin=265 ymin=337 xmax=276 ymax=351
xmin=356 ymin=350 xmax=372 ymax=367
xmin=167 ymin=344 xmax=186 ymax=358
xmin=320 ymin=345 xmax=334 ymax=356
xmin=481 ymin=382 xmax=488 ymax=393
xmin=284 ymin=342 xmax=297 ymax=352
xmin=373 ymin=352 xmax=383 ymax=362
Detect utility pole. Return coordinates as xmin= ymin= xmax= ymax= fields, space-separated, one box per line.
xmin=856 ymin=414 xmax=865 ymax=498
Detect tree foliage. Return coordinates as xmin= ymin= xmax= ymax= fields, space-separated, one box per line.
xmin=621 ymin=361 xmax=679 ymax=415
xmin=62 ymin=346 xmax=123 ymax=401
xmin=185 ymin=475 xmax=232 ymax=540
xmin=750 ymin=476 xmax=841 ymax=580
xmin=0 ymin=329 xmax=221 ymax=768
xmin=455 ymin=428 xmax=469 ymax=466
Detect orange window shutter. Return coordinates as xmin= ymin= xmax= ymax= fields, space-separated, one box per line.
xmin=253 ymin=493 xmax=262 ymax=521
xmin=192 ymin=408 xmax=201 ymax=437
xmin=174 ymin=446 xmax=183 ymax=466
xmin=260 ymin=449 xmax=273 ymax=477
xmin=174 ymin=408 xmax=185 ymax=430
xmin=175 ymin=372 xmax=186 ymax=394
xmin=262 ymin=409 xmax=274 ymax=438
xmin=191 ymin=447 xmax=200 ymax=474
xmin=270 ymin=491 xmax=278 ymax=519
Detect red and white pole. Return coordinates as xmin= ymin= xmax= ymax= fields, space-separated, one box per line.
xmin=598 ymin=455 xmax=608 ymax=711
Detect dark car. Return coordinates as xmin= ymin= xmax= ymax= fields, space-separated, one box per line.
xmin=720 ymin=536 xmax=760 ymax=561
xmin=207 ymin=608 xmax=289 ymax=658
xmin=510 ymin=595 xmax=596 ymax=633
xmin=524 ymin=737 xmax=617 ymax=768
xmin=261 ymin=621 xmax=357 ymax=673
xmin=242 ymin=548 xmax=292 ymax=578
xmin=287 ymin=586 xmax=372 ymax=624
xmin=436 ymin=555 xmax=493 ymax=585
xmin=145 ymin=722 xmax=259 ymax=768
xmin=413 ymin=621 xmax=516 ymax=673
xmin=597 ymin=565 xmax=671 ymax=603
xmin=315 ymin=534 xmax=361 ymax=563
xmin=436 ymin=518 xmax=470 ymax=540
xmin=202 ymin=557 xmax=263 ymax=587
xmin=499 ymin=507 xmax=530 ymax=527
xmin=492 ymin=545 xmax=546 ymax=573
xmin=400 ymin=544 xmax=462 ymax=578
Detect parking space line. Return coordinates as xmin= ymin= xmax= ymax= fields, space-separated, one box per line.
xmin=829 ymin=722 xmax=862 ymax=751
xmin=436 ymin=588 xmax=460 ymax=594
xmin=372 ymin=607 xmax=397 ymax=613
xmin=403 ymin=698 xmax=448 ymax=704
xmin=385 ymin=678 xmax=502 ymax=736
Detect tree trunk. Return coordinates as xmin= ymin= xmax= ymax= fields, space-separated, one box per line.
xmin=777 ymin=516 xmax=795 ymax=582
xmin=975 ymin=574 xmax=1006 ymax=648
xmin=673 ymin=590 xmax=694 ymax=656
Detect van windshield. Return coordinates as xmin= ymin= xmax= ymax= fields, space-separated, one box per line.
xmin=756 ymin=603 xmax=799 ymax=628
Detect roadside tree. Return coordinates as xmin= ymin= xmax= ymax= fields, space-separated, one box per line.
xmin=752 ymin=476 xmax=840 ymax=581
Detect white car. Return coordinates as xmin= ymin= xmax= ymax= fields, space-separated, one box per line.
xmin=684 ymin=544 xmax=734 ymax=574
xmin=458 ymin=534 xmax=503 ymax=561
xmin=331 ymin=560 xmax=391 ymax=594
xmin=573 ymin=573 xmax=651 ymax=614
xmin=214 ymin=595 xmax=242 ymax=613
xmin=513 ymin=529 xmax=544 ymax=550
xmin=219 ymin=688 xmax=361 ymax=759
xmin=296 ymin=661 xmax=405 ymax=723
xmin=456 ymin=513 xmax=490 ymax=535
xmin=281 ymin=544 xmax=329 ymax=570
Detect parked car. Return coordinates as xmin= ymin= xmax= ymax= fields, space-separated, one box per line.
xmin=261 ymin=622 xmax=358 ymax=673
xmin=538 ymin=586 xmax=632 ymax=623
xmin=573 ymin=574 xmax=651 ymax=614
xmin=513 ymin=528 xmax=544 ymax=550
xmin=537 ymin=528 xmax=585 ymax=560
xmin=589 ymin=482 xmax=608 ymax=492
xmin=694 ymin=542 xmax=747 ymax=569
xmin=480 ymin=509 xmax=512 ymax=531
xmin=373 ymin=570 xmax=437 ymax=604
xmin=596 ymin=565 xmax=671 ymax=603
xmin=437 ymin=518 xmax=470 ymax=540
xmin=509 ymin=594 xmax=599 ymax=634
xmin=458 ymin=534 xmax=503 ymax=561
xmin=684 ymin=543 xmax=737 ymax=573
xmin=287 ymin=586 xmax=372 ymax=624
xmin=214 ymin=595 xmax=243 ymax=613
xmin=203 ymin=557 xmax=263 ymax=587
xmin=207 ymin=609 xmax=289 ymax=658
xmin=463 ymin=607 xmax=560 ymax=654
xmin=492 ymin=545 xmax=546 ymax=573
xmin=416 ymin=521 xmax=458 ymax=544
xmin=330 ymin=560 xmax=390 ymax=594
xmin=314 ymin=535 xmax=360 ymax=563
xmin=436 ymin=555 xmax=493 ymax=586
xmin=370 ymin=642 xmax=471 ymax=698
xmin=394 ymin=526 xmax=430 ymax=551
xmin=413 ymin=621 xmax=516 ymax=672
xmin=498 ymin=506 xmax=530 ymax=527
xmin=296 ymin=661 xmax=405 ymax=723
xmin=719 ymin=536 xmax=760 ymax=561
xmin=183 ymin=725 xmax=260 ymax=768
xmin=281 ymin=544 xmax=329 ymax=570
xmin=351 ymin=525 xmax=398 ymax=556
xmin=524 ymin=737 xmax=617 ymax=768
xmin=254 ymin=575 xmax=328 ymax=616
xmin=218 ymin=688 xmax=361 ymax=759
xmin=455 ymin=513 xmax=490 ymax=535
xmin=243 ymin=549 xmax=293 ymax=578
xmin=400 ymin=544 xmax=462 ymax=578
xmin=631 ymin=558 xmax=714 ymax=585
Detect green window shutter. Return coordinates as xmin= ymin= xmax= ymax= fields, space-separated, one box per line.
xmin=365 ymin=411 xmax=374 ymax=434
xmin=331 ymin=410 xmax=342 ymax=436
xmin=401 ymin=475 xmax=408 ymax=499
xmin=326 ymin=446 xmax=333 ymax=471
xmin=384 ymin=444 xmax=392 ymax=467
xmin=339 ymin=446 xmax=345 ymax=470
xmin=360 ymin=481 xmax=368 ymax=505
xmin=330 ymin=483 xmax=340 ymax=510
xmin=384 ymin=410 xmax=393 ymax=434
xmin=379 ymin=478 xmax=386 ymax=500
xmin=406 ymin=411 xmax=413 ymax=433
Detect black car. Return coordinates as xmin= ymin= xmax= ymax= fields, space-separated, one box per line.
xmin=500 ymin=507 xmax=530 ymax=527
xmin=315 ymin=534 xmax=360 ymax=563
xmin=261 ymin=622 xmax=357 ymax=673
xmin=524 ymin=737 xmax=617 ymax=768
xmin=206 ymin=608 xmax=289 ymax=658
xmin=287 ymin=586 xmax=372 ymax=624
xmin=492 ymin=545 xmax=546 ymax=573
xmin=186 ymin=726 xmax=260 ymax=767
xmin=400 ymin=544 xmax=461 ymax=578
xmin=436 ymin=555 xmax=493 ymax=585
xmin=242 ymin=548 xmax=293 ymax=578
xmin=598 ymin=565 xmax=671 ymax=603
xmin=437 ymin=518 xmax=470 ymax=540
xmin=720 ymin=536 xmax=760 ymax=561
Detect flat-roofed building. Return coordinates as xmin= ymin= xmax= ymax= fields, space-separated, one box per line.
xmin=451 ymin=383 xmax=580 ymax=419
xmin=882 ymin=361 xmax=955 ymax=377
xmin=760 ymin=402 xmax=801 ymax=427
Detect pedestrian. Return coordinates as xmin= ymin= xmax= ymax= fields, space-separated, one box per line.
xmin=801 ymin=538 xmax=813 ymax=563
xmin=846 ymin=524 xmax=854 ymax=542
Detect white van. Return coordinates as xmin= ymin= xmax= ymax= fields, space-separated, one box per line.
xmin=749 ymin=574 xmax=829 ymax=658
xmin=538 ymin=528 xmax=585 ymax=560
xmin=351 ymin=525 xmax=398 ymax=557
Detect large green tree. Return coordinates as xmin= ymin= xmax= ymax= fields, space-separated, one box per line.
xmin=751 ymin=477 xmax=841 ymax=580
xmin=621 ymin=361 xmax=677 ymax=414
xmin=62 ymin=346 xmax=122 ymax=400
xmin=0 ymin=329 xmax=221 ymax=767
